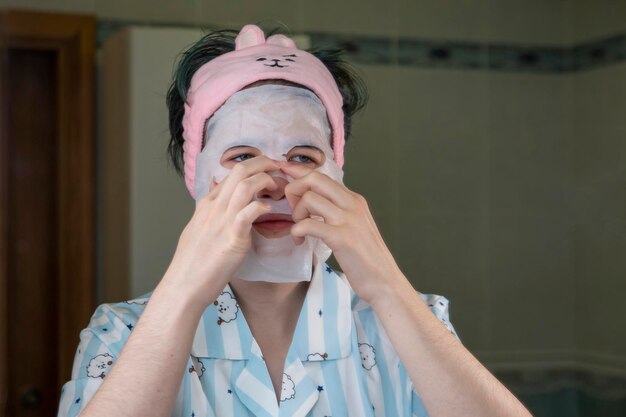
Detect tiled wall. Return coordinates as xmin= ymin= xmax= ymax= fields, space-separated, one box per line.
xmin=2 ymin=0 xmax=625 ymax=44
xmin=572 ymin=63 xmax=626 ymax=367
xmin=0 ymin=0 xmax=572 ymax=44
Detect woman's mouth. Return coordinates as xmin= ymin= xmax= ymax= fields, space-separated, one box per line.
xmin=253 ymin=213 xmax=294 ymax=231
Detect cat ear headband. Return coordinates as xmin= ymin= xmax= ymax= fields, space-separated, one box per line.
xmin=181 ymin=24 xmax=345 ymax=198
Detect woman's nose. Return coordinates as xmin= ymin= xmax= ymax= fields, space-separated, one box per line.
xmin=257 ymin=175 xmax=288 ymax=200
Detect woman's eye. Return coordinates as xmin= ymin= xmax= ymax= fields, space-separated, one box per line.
xmin=288 ymin=154 xmax=315 ymax=164
xmin=285 ymin=146 xmax=324 ymax=166
xmin=220 ymin=147 xmax=261 ymax=167
xmin=231 ymin=153 xmax=256 ymax=162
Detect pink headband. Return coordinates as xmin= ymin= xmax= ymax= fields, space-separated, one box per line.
xmin=181 ymin=24 xmax=345 ymax=197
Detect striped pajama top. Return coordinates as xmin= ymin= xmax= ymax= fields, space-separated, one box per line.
xmin=57 ymin=262 xmax=459 ymax=417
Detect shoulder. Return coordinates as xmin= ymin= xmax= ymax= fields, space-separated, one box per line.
xmin=333 ymin=268 xmax=452 ymax=318
xmin=65 ymin=293 xmax=151 ymax=383
xmin=331 ymin=269 xmax=459 ymax=340
xmin=89 ymin=293 xmax=151 ymax=327
xmin=81 ymin=293 xmax=152 ymax=352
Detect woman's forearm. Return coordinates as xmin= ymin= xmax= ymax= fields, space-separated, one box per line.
xmin=370 ymin=274 xmax=532 ymax=417
xmin=79 ymin=267 xmax=217 ymax=417
xmin=75 ymin=157 xmax=287 ymax=417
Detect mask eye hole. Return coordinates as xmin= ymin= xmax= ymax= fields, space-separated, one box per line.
xmin=284 ymin=146 xmax=325 ymax=167
xmin=220 ymin=146 xmax=262 ymax=168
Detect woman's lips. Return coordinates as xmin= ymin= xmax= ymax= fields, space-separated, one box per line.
xmin=253 ymin=213 xmax=294 ymax=231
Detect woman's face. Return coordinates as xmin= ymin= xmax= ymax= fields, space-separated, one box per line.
xmin=203 ymin=85 xmax=335 ymax=239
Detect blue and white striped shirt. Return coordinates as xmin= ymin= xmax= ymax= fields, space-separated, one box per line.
xmin=58 ymin=262 xmax=459 ymax=417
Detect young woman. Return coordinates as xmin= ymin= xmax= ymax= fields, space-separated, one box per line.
xmin=57 ymin=24 xmax=531 ymax=417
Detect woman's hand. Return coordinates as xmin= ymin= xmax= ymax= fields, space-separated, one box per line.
xmin=163 ymin=156 xmax=279 ymax=306
xmin=280 ymin=162 xmax=404 ymax=306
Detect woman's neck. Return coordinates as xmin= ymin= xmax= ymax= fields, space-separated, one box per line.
xmin=229 ymin=279 xmax=310 ymax=335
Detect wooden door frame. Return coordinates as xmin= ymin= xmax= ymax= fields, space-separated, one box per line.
xmin=0 ymin=10 xmax=96 ymax=411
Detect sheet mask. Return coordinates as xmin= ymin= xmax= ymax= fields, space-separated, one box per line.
xmin=194 ymin=84 xmax=344 ymax=283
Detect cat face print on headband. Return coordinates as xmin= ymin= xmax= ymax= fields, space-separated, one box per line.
xmin=255 ymin=53 xmax=298 ymax=68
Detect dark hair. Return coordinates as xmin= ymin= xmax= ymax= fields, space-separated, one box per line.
xmin=165 ymin=27 xmax=369 ymax=176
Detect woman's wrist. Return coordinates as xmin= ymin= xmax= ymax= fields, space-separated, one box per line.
xmin=368 ymin=270 xmax=418 ymax=314
xmin=157 ymin=261 xmax=225 ymax=316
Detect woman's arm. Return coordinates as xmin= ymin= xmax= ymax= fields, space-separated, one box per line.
xmin=77 ymin=274 xmax=210 ymax=417
xmin=66 ymin=157 xmax=281 ymax=417
xmin=369 ymin=272 xmax=531 ymax=417
xmin=279 ymin=162 xmax=532 ymax=417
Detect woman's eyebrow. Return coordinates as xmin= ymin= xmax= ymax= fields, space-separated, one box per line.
xmin=290 ymin=145 xmax=323 ymax=152
xmin=224 ymin=145 xmax=256 ymax=152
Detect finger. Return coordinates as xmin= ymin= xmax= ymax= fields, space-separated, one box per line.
xmin=232 ymin=201 xmax=271 ymax=238
xmin=227 ymin=172 xmax=278 ymax=212
xmin=292 ymin=190 xmax=343 ymax=225
xmin=217 ymin=156 xmax=280 ymax=202
xmin=290 ymin=218 xmax=335 ymax=246
xmin=277 ymin=160 xmax=314 ymax=179
xmin=277 ymin=162 xmax=312 ymax=211
xmin=281 ymin=164 xmax=352 ymax=210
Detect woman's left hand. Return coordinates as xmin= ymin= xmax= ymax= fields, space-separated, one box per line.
xmin=279 ymin=162 xmax=405 ymax=305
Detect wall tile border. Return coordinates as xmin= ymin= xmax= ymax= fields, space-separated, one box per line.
xmin=97 ymin=20 xmax=626 ymax=73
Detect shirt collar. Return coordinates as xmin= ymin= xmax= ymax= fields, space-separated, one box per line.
xmin=190 ymin=260 xmax=353 ymax=361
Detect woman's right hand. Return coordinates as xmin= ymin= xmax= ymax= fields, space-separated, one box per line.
xmin=161 ymin=155 xmax=279 ymax=307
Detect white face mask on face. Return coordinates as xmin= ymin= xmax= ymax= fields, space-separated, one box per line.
xmin=194 ymin=84 xmax=344 ymax=283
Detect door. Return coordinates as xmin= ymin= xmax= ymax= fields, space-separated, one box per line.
xmin=0 ymin=11 xmax=96 ymax=417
